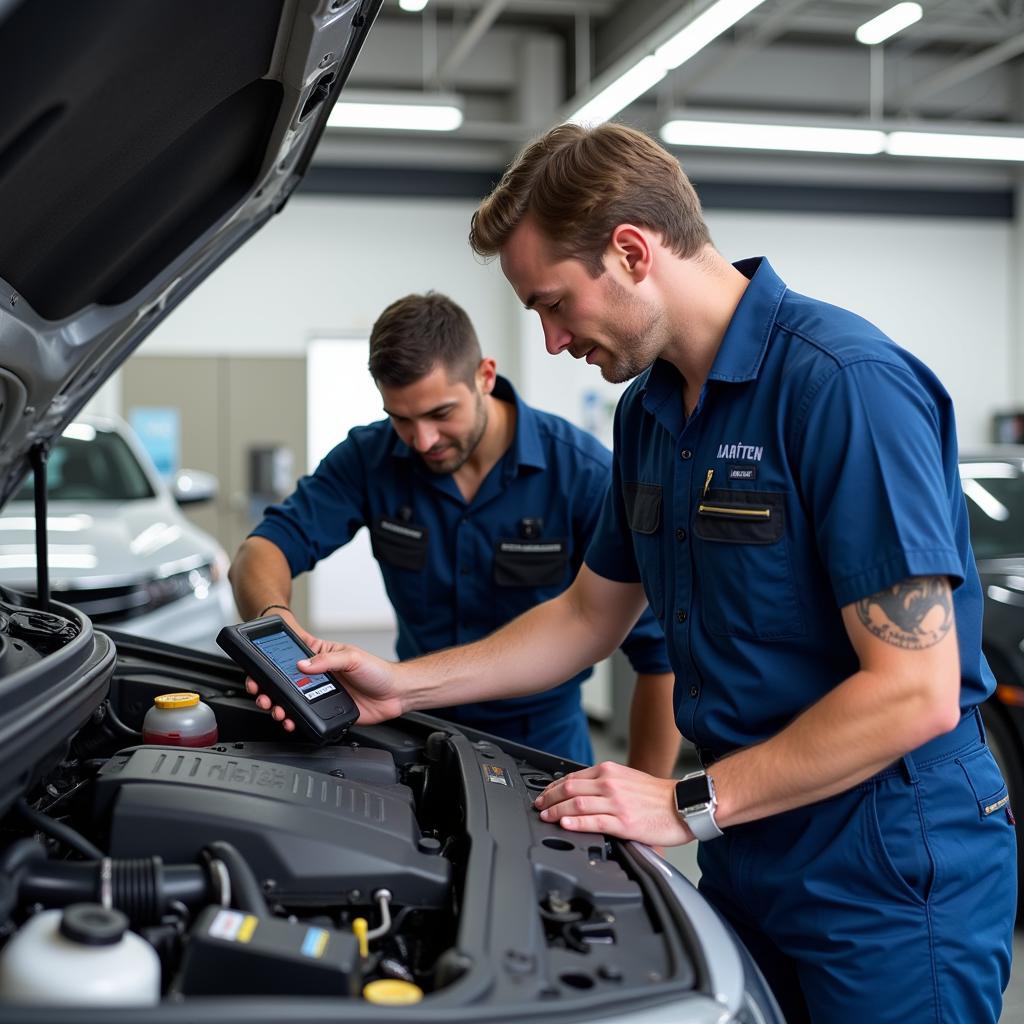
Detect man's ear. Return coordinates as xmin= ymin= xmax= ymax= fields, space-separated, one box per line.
xmin=608 ymin=224 xmax=653 ymax=282
xmin=476 ymin=357 xmax=498 ymax=394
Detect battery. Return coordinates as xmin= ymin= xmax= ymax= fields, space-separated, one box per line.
xmin=179 ymin=906 xmax=360 ymax=997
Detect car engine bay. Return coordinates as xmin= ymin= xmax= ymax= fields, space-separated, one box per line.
xmin=0 ymin=604 xmax=708 ymax=1020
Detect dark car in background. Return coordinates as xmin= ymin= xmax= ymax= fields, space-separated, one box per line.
xmin=960 ymin=449 xmax=1024 ymax=917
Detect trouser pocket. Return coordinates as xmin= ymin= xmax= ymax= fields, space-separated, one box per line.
xmin=869 ymin=776 xmax=935 ymax=906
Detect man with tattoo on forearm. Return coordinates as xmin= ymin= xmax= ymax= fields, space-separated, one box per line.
xmin=249 ymin=124 xmax=1015 ymax=1023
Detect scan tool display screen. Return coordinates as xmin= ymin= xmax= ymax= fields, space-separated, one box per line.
xmin=252 ymin=631 xmax=337 ymax=702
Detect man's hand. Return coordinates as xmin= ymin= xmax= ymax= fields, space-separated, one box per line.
xmin=533 ymin=761 xmax=694 ymax=847
xmin=245 ymin=640 xmax=405 ymax=732
xmin=244 ymin=628 xmax=341 ymax=732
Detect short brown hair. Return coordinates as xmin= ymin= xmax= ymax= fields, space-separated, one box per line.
xmin=368 ymin=292 xmax=481 ymax=388
xmin=470 ymin=122 xmax=710 ymax=275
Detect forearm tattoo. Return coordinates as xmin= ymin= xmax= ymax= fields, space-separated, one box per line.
xmin=855 ymin=577 xmax=953 ymax=650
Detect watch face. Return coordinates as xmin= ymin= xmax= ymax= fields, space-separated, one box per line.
xmin=675 ymin=774 xmax=712 ymax=811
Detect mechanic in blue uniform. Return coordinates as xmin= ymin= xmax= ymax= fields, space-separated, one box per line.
xmin=264 ymin=126 xmax=1015 ymax=1023
xmin=229 ymin=291 xmax=678 ymax=770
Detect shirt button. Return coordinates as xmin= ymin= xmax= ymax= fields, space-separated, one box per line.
xmin=680 ymin=449 xmax=692 ymax=460
xmin=675 ymin=527 xmax=687 ymax=541
xmin=689 ymin=686 xmax=698 ymax=698
xmin=676 ymin=609 xmax=687 ymax=623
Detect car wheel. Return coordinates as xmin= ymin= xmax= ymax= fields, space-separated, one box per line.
xmin=981 ymin=700 xmax=1024 ymax=924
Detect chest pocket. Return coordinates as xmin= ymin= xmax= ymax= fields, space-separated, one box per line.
xmin=694 ymin=488 xmax=804 ymax=640
xmin=623 ymin=481 xmax=664 ymax=620
xmin=370 ymin=517 xmax=428 ymax=570
xmin=493 ymin=540 xmax=568 ymax=588
xmin=370 ymin=517 xmax=428 ymax=626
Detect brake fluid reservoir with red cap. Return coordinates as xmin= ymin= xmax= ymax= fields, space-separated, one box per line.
xmin=142 ymin=692 xmax=218 ymax=746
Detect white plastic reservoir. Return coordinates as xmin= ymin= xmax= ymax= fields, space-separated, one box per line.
xmin=0 ymin=904 xmax=160 ymax=1005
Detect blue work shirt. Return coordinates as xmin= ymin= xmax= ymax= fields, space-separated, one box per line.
xmin=251 ymin=376 xmax=670 ymax=761
xmin=585 ymin=257 xmax=991 ymax=756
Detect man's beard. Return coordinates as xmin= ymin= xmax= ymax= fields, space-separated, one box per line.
xmin=595 ymin=277 xmax=666 ymax=384
xmin=419 ymin=393 xmax=488 ymax=475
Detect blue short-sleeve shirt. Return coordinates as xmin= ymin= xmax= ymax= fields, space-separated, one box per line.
xmin=251 ymin=376 xmax=670 ymax=755
xmin=585 ymin=257 xmax=991 ymax=754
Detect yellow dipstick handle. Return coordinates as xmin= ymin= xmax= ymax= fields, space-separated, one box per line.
xmin=353 ymin=917 xmax=369 ymax=958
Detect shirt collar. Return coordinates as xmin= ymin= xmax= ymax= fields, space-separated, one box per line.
xmin=390 ymin=374 xmax=547 ymax=475
xmin=709 ymin=256 xmax=786 ymax=383
xmin=640 ymin=256 xmax=787 ymax=427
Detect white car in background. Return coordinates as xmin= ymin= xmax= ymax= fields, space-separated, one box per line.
xmin=0 ymin=415 xmax=233 ymax=651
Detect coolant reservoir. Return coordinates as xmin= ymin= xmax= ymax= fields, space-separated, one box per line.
xmin=143 ymin=692 xmax=218 ymax=746
xmin=0 ymin=904 xmax=160 ymax=1005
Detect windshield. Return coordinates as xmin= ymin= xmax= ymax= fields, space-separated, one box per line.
xmin=961 ymin=462 xmax=1024 ymax=559
xmin=12 ymin=427 xmax=155 ymax=503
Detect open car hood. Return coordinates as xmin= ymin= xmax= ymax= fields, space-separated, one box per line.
xmin=0 ymin=0 xmax=379 ymax=505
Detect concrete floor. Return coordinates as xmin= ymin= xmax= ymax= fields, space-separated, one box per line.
xmin=589 ymin=725 xmax=1024 ymax=1023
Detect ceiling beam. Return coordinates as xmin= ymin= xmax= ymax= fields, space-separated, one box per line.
xmin=897 ymin=29 xmax=1024 ymax=111
xmin=673 ymin=0 xmax=814 ymax=98
xmin=436 ymin=0 xmax=509 ymax=85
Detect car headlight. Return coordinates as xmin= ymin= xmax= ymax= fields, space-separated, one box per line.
xmin=147 ymin=563 xmax=215 ymax=610
xmin=47 ymin=562 xmax=217 ymax=623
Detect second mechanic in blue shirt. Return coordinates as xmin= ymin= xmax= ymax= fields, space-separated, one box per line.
xmin=229 ymin=292 xmax=677 ymax=768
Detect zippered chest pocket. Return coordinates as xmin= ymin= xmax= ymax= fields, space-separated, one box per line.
xmin=693 ymin=488 xmax=804 ymax=640
xmin=696 ymin=491 xmax=783 ymax=544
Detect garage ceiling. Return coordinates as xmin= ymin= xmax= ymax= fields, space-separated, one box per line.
xmin=313 ymin=0 xmax=1024 ymax=192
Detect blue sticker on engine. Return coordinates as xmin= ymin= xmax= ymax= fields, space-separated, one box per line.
xmin=301 ymin=927 xmax=329 ymax=958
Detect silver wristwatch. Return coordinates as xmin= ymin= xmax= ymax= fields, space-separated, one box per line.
xmin=674 ymin=770 xmax=724 ymax=841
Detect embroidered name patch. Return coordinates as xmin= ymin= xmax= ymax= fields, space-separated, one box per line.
xmin=728 ymin=464 xmax=757 ymax=481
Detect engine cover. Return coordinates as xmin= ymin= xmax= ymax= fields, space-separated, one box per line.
xmin=94 ymin=746 xmax=449 ymax=907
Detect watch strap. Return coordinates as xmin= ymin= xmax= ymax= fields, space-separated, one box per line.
xmin=675 ymin=770 xmax=724 ymax=841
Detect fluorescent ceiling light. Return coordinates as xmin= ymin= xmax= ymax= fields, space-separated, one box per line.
xmin=886 ymin=130 xmax=1024 ymax=161
xmin=570 ymin=57 xmax=667 ymax=126
xmin=855 ymin=3 xmax=923 ymax=46
xmin=569 ymin=0 xmax=767 ymax=124
xmin=655 ymin=0 xmax=768 ymax=69
xmin=328 ymin=92 xmax=463 ymax=132
xmin=399 ymin=0 xmax=430 ymax=9
xmin=659 ymin=113 xmax=1024 ymax=163
xmin=661 ymin=118 xmax=885 ymax=155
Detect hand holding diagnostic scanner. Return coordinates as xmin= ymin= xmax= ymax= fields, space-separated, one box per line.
xmin=217 ymin=616 xmax=359 ymax=743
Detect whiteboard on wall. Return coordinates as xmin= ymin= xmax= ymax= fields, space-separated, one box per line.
xmin=306 ymin=337 xmax=396 ymax=632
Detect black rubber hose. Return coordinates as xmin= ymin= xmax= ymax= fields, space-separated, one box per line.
xmin=102 ymin=700 xmax=142 ymax=742
xmin=0 ymin=839 xmax=47 ymax=921
xmin=14 ymin=798 xmax=104 ymax=860
xmin=18 ymin=860 xmax=211 ymax=923
xmin=204 ymin=840 xmax=268 ymax=915
xmin=0 ymin=837 xmax=46 ymax=876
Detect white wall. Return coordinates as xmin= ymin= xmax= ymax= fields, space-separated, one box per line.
xmin=519 ymin=211 xmax=1014 ymax=449
xmin=136 ymin=196 xmax=521 ymax=375
xmin=135 ymin=197 xmax=1013 ymax=449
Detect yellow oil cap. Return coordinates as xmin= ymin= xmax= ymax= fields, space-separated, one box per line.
xmin=154 ymin=692 xmax=200 ymax=709
xmin=362 ymin=979 xmax=424 ymax=1005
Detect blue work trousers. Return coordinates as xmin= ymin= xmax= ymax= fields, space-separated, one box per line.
xmin=698 ymin=710 xmax=1016 ymax=1023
